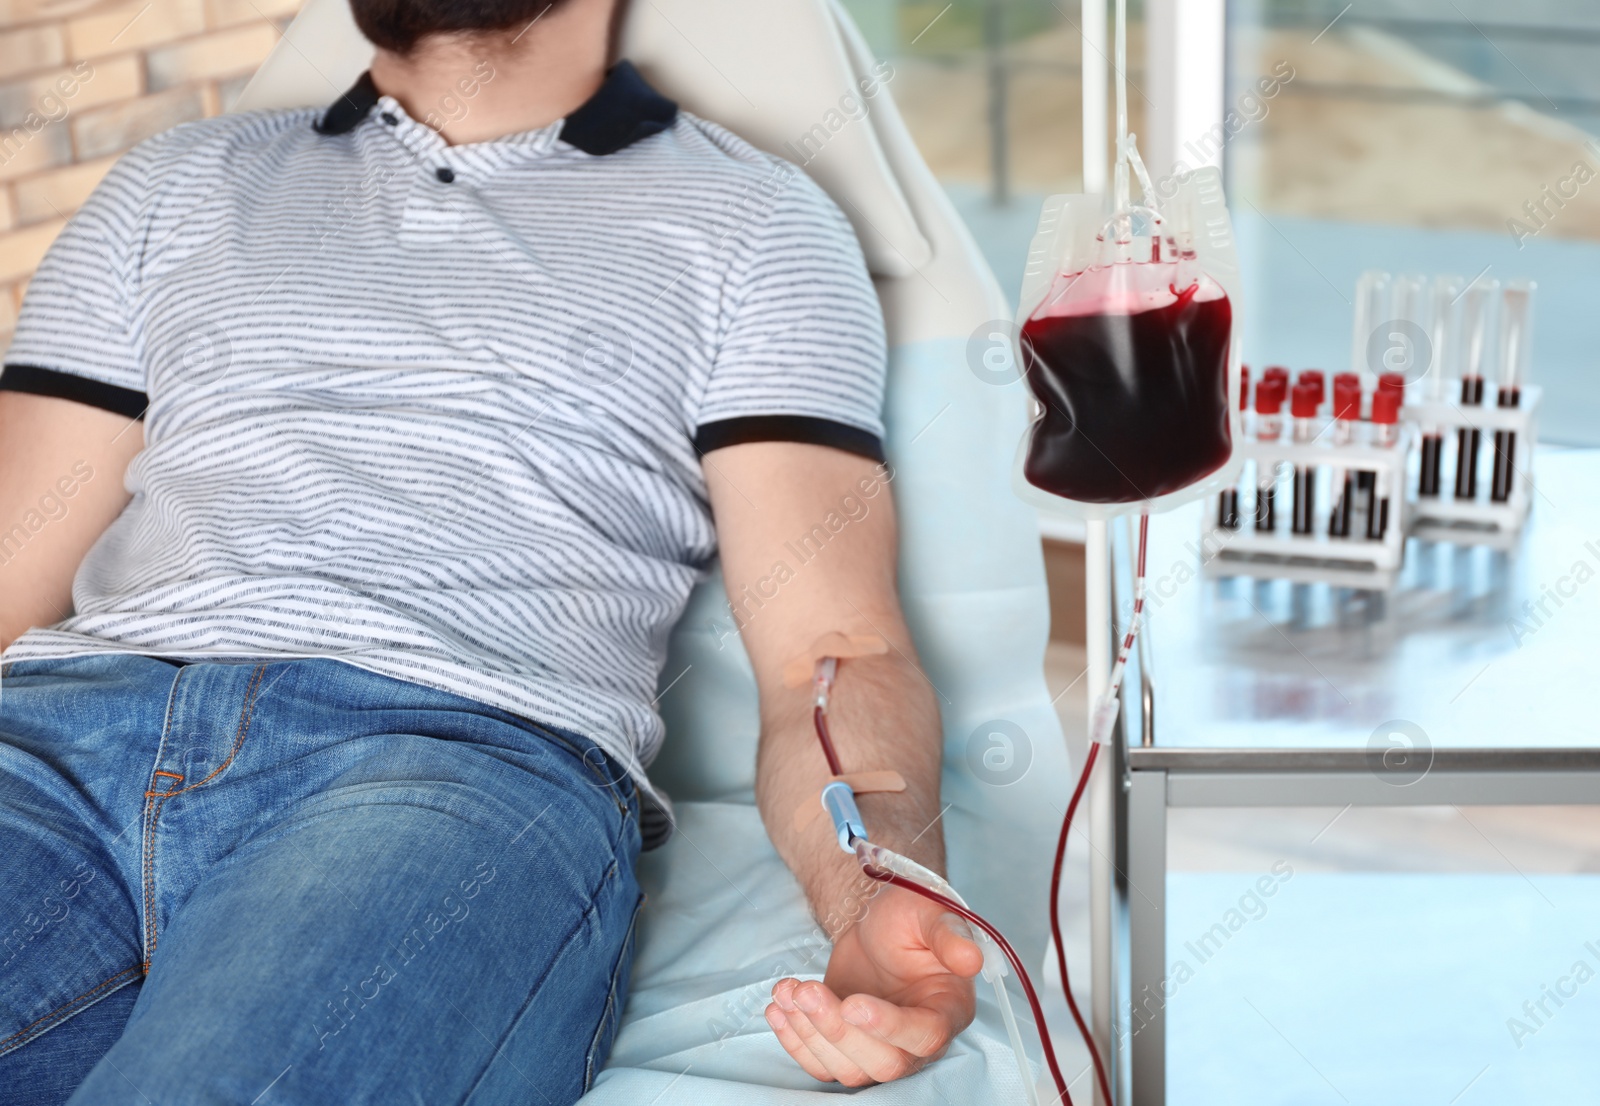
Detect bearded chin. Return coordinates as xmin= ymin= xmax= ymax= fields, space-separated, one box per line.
xmin=350 ymin=0 xmax=570 ymax=54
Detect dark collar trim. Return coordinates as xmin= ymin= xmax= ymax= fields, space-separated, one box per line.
xmin=559 ymin=60 xmax=678 ymax=155
xmin=314 ymin=70 xmax=380 ymax=136
xmin=313 ymin=61 xmax=677 ymax=155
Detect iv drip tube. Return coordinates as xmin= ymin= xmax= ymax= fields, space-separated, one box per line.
xmin=809 ymin=512 xmax=1150 ymax=1106
xmin=1053 ymin=513 xmax=1148 ymax=1106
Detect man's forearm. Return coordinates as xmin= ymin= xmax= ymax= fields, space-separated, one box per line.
xmin=755 ymin=648 xmax=944 ymax=939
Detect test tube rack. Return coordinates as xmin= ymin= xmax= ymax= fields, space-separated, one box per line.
xmin=1203 ymin=419 xmax=1414 ymax=590
xmin=1204 ymin=270 xmax=1540 ymax=589
xmin=1403 ymin=386 xmax=1541 ymax=550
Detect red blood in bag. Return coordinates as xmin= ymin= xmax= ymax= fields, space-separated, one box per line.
xmin=1020 ymin=285 xmax=1233 ymax=503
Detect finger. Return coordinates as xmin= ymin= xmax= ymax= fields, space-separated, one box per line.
xmin=928 ymin=912 xmax=985 ymax=978
xmin=787 ymin=979 xmax=915 ymax=1081
xmin=840 ymin=992 xmax=956 ymax=1059
xmin=766 ymin=1003 xmax=834 ymax=1082
xmin=772 ymin=977 xmax=801 ymax=1013
xmin=775 ymin=979 xmax=868 ymax=1085
xmin=787 ymin=982 xmax=880 ymax=1087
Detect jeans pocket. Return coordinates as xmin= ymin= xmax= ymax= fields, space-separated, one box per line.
xmin=526 ymin=722 xmax=636 ymax=818
xmin=583 ymin=890 xmax=645 ymax=1092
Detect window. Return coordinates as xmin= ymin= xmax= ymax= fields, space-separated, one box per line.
xmin=845 ymin=0 xmax=1600 ymax=444
xmin=839 ymin=0 xmax=1146 ymax=311
xmin=1225 ymin=2 xmax=1600 ymax=445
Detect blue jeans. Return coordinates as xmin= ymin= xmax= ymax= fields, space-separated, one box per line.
xmin=0 ymin=655 xmax=642 ymax=1106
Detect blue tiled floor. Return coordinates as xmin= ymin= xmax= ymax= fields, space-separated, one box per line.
xmin=1165 ymin=872 xmax=1600 ymax=1104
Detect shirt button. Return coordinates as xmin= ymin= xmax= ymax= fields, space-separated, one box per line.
xmin=436 ymin=167 xmax=455 ymax=183
xmin=380 ymin=111 xmax=398 ymax=125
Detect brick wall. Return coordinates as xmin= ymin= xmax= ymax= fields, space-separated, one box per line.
xmin=0 ymin=0 xmax=304 ymax=348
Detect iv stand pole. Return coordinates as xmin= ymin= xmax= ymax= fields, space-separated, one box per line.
xmin=1079 ymin=2 xmax=1113 ymax=1102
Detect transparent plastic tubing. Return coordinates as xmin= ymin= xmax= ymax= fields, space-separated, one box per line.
xmin=811 ymin=513 xmax=1150 ymax=1106
xmin=1049 ymin=512 xmax=1150 ymax=1106
xmin=812 ymin=706 xmax=844 ymax=778
xmin=857 ymin=860 xmax=1073 ymax=1103
xmin=812 ymin=657 xmax=845 ymax=778
xmin=813 ymin=674 xmax=1069 ymax=1103
xmin=1050 ymin=741 xmax=1108 ymax=1104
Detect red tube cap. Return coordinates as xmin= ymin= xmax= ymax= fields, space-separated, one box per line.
xmin=1332 ymin=378 xmax=1361 ymax=421
xmin=1378 ymin=371 xmax=1406 ymax=394
xmin=1371 ymin=387 xmax=1401 ymax=424
xmin=1255 ymin=378 xmax=1285 ymax=415
xmin=1299 ymin=370 xmax=1326 ymax=405
xmin=1291 ymin=380 xmax=1319 ymax=419
xmin=1263 ymin=366 xmax=1289 ymax=387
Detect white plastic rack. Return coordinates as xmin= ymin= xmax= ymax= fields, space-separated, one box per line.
xmin=1404 ymin=387 xmax=1541 ymax=550
xmin=1203 ymin=418 xmax=1413 ymax=589
xmin=1203 ymin=270 xmax=1540 ymax=589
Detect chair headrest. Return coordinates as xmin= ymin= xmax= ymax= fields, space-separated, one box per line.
xmin=232 ymin=0 xmax=932 ymax=278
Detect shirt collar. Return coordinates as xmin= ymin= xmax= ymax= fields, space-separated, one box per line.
xmin=313 ymin=60 xmax=678 ymax=155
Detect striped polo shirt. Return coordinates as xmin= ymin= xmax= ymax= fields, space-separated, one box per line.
xmin=0 ymin=62 xmax=888 ymax=845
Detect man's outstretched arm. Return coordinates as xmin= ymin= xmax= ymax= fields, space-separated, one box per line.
xmin=0 ymin=392 xmax=142 ymax=650
xmin=703 ymin=440 xmax=982 ymax=1087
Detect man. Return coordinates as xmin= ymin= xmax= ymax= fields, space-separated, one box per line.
xmin=0 ymin=0 xmax=982 ymax=1102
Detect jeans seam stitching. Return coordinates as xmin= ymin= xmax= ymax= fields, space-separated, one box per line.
xmin=140 ymin=667 xmax=187 ymax=973
xmin=0 ymin=965 xmax=141 ymax=1055
xmin=140 ymin=664 xmax=269 ymax=969
xmin=141 ymin=792 xmax=174 ymax=972
xmin=584 ymin=891 xmax=644 ymax=1091
xmin=150 ymin=663 xmax=268 ymax=799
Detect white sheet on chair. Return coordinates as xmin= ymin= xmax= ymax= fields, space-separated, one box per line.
xmin=581 ymin=802 xmax=1033 ymax=1103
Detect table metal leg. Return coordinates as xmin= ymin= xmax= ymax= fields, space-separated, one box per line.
xmin=1127 ymin=769 xmax=1167 ymax=1106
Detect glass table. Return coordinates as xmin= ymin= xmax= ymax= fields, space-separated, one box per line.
xmin=1113 ymin=447 xmax=1600 ymax=1105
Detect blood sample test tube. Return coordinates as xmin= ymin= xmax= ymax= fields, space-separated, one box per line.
xmin=1352 ymin=270 xmax=1392 ymax=382
xmin=1455 ymin=279 xmax=1497 ymax=500
xmin=1389 ymin=273 xmax=1442 ymax=497
xmin=1254 ymin=377 xmax=1285 ymax=533
xmin=1367 ymin=386 xmax=1402 ymax=541
xmin=1290 ymin=380 xmax=1319 ymax=535
xmin=1333 ymin=370 xmax=1361 ymax=437
xmin=1218 ymin=365 xmax=1249 ymax=530
xmin=1262 ymin=366 xmax=1289 ymax=396
xmin=1328 ymin=375 xmax=1361 ymax=538
xmin=1417 ymin=424 xmax=1444 ymax=498
xmin=1358 ymin=372 xmax=1403 ymax=523
xmin=1491 ymin=280 xmax=1534 ymax=503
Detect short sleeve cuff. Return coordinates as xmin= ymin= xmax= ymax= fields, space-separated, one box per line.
xmin=694 ymin=415 xmax=885 ymax=462
xmin=0 ymin=364 xmax=148 ymax=420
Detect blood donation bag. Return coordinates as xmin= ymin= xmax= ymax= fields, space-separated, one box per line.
xmin=1020 ymin=261 xmax=1232 ymax=503
xmin=1012 ymin=168 xmax=1245 ymax=521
